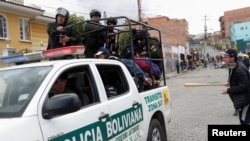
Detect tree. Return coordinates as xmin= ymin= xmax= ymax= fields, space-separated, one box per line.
xmin=67 ymin=13 xmax=85 ymax=45
xmin=118 ymin=26 xmax=130 ymax=53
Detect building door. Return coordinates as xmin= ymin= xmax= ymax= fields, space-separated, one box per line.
xmin=165 ymin=54 xmax=171 ymax=73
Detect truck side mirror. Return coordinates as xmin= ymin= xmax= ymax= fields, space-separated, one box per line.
xmin=42 ymin=93 xmax=81 ymax=119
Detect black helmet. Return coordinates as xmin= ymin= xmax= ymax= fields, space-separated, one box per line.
xmin=137 ymin=30 xmax=149 ymax=40
xmin=90 ymin=9 xmax=101 ymax=18
xmin=56 ymin=7 xmax=70 ymax=21
xmin=107 ymin=17 xmax=117 ymax=25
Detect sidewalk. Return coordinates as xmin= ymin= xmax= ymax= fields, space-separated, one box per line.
xmin=165 ymin=71 xmax=184 ymax=79
xmin=165 ymin=65 xmax=218 ymax=79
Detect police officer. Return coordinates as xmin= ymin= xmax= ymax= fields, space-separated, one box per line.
xmin=47 ymin=7 xmax=77 ymax=50
xmin=83 ymin=9 xmax=106 ymax=58
xmin=106 ymin=17 xmax=118 ymax=55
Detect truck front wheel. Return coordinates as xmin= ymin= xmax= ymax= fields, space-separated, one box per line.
xmin=147 ymin=118 xmax=166 ymax=141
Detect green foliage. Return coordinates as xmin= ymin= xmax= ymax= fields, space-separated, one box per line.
xmin=68 ymin=13 xmax=85 ymax=44
xmin=118 ymin=26 xmax=130 ymax=52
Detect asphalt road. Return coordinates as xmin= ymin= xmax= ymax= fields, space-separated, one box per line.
xmin=165 ymin=67 xmax=239 ymax=141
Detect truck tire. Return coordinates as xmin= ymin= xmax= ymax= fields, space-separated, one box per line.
xmin=147 ymin=118 xmax=166 ymax=141
xmin=147 ymin=119 xmax=167 ymax=141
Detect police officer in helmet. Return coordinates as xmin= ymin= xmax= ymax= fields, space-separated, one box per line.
xmin=107 ymin=18 xmax=117 ymax=30
xmin=89 ymin=9 xmax=101 ymax=22
xmin=106 ymin=17 xmax=118 ymax=55
xmin=83 ymin=9 xmax=106 ymax=58
xmin=47 ymin=7 xmax=77 ymax=51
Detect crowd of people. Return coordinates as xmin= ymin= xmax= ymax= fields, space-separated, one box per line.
xmin=46 ymin=7 xmax=163 ymax=92
xmin=175 ymin=54 xmax=231 ymax=74
xmin=43 ymin=7 xmax=250 ymax=125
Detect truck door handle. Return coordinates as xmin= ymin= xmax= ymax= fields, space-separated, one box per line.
xmin=98 ymin=112 xmax=109 ymax=120
xmin=132 ymin=101 xmax=139 ymax=106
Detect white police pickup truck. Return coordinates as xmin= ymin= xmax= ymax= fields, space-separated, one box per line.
xmin=0 ymin=46 xmax=171 ymax=141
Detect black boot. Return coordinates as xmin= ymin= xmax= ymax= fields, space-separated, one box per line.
xmin=233 ymin=109 xmax=239 ymax=116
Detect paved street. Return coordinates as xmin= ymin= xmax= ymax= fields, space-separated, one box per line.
xmin=204 ymin=45 xmax=221 ymax=58
xmin=165 ymin=67 xmax=239 ymax=141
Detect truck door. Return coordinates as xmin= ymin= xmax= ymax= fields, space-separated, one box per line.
xmin=38 ymin=65 xmax=112 ymax=141
xmin=96 ymin=64 xmax=145 ymax=141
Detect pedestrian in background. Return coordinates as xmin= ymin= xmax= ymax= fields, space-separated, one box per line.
xmin=176 ymin=59 xmax=180 ymax=73
xmin=180 ymin=60 xmax=184 ymax=73
xmin=188 ymin=59 xmax=193 ymax=70
xmin=211 ymin=57 xmax=217 ymax=69
xmin=221 ymin=48 xmax=250 ymax=125
xmin=204 ymin=59 xmax=208 ymax=69
xmin=242 ymin=55 xmax=250 ymax=70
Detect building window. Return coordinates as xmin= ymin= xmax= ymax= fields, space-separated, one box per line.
xmin=19 ymin=18 xmax=31 ymax=41
xmin=0 ymin=14 xmax=7 ymax=38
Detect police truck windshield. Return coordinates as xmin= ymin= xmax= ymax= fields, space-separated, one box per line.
xmin=0 ymin=66 xmax=51 ymax=118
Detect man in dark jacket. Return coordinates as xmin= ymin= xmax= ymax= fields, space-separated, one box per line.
xmin=47 ymin=7 xmax=77 ymax=59
xmin=106 ymin=17 xmax=118 ymax=56
xmin=242 ymin=56 xmax=250 ymax=70
xmin=83 ymin=9 xmax=106 ymax=58
xmin=222 ymin=48 xmax=250 ymax=125
xmin=47 ymin=7 xmax=77 ymax=49
xmin=49 ymin=73 xmax=73 ymax=98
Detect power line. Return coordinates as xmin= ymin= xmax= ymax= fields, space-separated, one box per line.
xmin=25 ymin=1 xmax=89 ymax=17
xmin=203 ymin=15 xmax=209 ymax=40
xmin=137 ymin=0 xmax=142 ymax=22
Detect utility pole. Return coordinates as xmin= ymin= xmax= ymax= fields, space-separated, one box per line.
xmin=204 ymin=15 xmax=207 ymax=40
xmin=203 ymin=15 xmax=208 ymax=57
xmin=103 ymin=11 xmax=107 ymax=25
xmin=137 ymin=0 xmax=142 ymax=22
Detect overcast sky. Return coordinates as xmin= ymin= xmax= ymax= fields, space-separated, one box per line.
xmin=25 ymin=0 xmax=250 ymax=35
